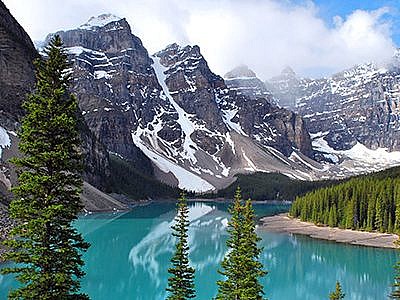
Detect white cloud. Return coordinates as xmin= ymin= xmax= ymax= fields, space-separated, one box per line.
xmin=3 ymin=0 xmax=397 ymax=79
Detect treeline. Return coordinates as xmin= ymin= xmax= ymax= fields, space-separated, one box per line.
xmin=290 ymin=168 xmax=400 ymax=233
xmin=207 ymin=172 xmax=339 ymax=201
xmin=107 ymin=154 xmax=181 ymax=199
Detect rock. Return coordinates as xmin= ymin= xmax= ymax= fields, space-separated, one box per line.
xmin=225 ymin=65 xmax=274 ymax=102
xmin=0 ymin=3 xmax=111 ymax=196
xmin=268 ymin=63 xmax=400 ymax=152
xmin=50 ymin=16 xmax=176 ymax=176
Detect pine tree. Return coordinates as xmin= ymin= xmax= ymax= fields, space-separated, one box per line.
xmin=391 ymin=261 xmax=400 ymax=299
xmin=329 ymin=281 xmax=345 ymax=300
xmin=216 ymin=187 xmax=267 ymax=299
xmin=241 ymin=199 xmax=267 ymax=298
xmin=166 ymin=193 xmax=195 ymax=299
xmin=1 ymin=35 xmax=89 ymax=299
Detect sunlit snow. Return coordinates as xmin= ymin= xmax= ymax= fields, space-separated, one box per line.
xmin=0 ymin=127 xmax=11 ymax=158
xmin=80 ymin=14 xmax=122 ymax=30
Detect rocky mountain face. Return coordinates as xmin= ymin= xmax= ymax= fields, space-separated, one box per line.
xmin=267 ymin=63 xmax=400 ymax=154
xmin=0 ymin=1 xmax=37 ymax=119
xmin=50 ymin=14 xmax=169 ymax=176
xmin=224 ymin=65 xmax=274 ymax=102
xmin=265 ymin=67 xmax=302 ymax=109
xmin=222 ymin=65 xmax=312 ymax=157
xmin=0 ymin=3 xmax=111 ymax=201
xmin=48 ymin=15 xmax=319 ymax=191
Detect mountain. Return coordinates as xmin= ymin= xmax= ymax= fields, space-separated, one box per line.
xmin=48 ymin=16 xmax=323 ymax=192
xmin=0 ymin=4 xmax=122 ymax=210
xmin=266 ymin=60 xmax=400 ymax=174
xmin=224 ymin=65 xmax=274 ymax=102
xmin=268 ymin=62 xmax=400 ymax=151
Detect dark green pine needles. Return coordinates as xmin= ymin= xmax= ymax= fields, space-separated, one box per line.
xmin=392 ymin=261 xmax=400 ymax=299
xmin=1 ymin=35 xmax=89 ymax=299
xmin=329 ymin=281 xmax=345 ymax=300
xmin=216 ymin=187 xmax=267 ymax=300
xmin=166 ymin=193 xmax=196 ymax=299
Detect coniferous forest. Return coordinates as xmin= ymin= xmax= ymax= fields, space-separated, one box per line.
xmin=290 ymin=167 xmax=400 ymax=233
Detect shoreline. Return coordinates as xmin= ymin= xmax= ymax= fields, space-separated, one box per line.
xmin=260 ymin=213 xmax=399 ymax=249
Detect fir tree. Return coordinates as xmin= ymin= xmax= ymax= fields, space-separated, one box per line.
xmin=166 ymin=193 xmax=195 ymax=299
xmin=391 ymin=261 xmax=400 ymax=299
xmin=216 ymin=187 xmax=267 ymax=299
xmin=329 ymin=281 xmax=345 ymax=300
xmin=1 ymin=35 xmax=89 ymax=299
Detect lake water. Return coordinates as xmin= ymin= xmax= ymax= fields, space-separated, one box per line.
xmin=0 ymin=201 xmax=398 ymax=299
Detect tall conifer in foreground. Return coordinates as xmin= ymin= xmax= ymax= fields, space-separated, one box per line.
xmin=1 ymin=35 xmax=89 ymax=299
xmin=329 ymin=281 xmax=345 ymax=300
xmin=216 ymin=187 xmax=267 ymax=299
xmin=166 ymin=193 xmax=195 ymax=299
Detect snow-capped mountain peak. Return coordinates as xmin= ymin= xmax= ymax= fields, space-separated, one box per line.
xmin=224 ymin=65 xmax=257 ymax=79
xmin=80 ymin=13 xmax=122 ymax=30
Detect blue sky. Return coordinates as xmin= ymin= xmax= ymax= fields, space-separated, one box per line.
xmin=312 ymin=0 xmax=400 ymax=44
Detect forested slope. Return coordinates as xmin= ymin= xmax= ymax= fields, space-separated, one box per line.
xmin=290 ymin=167 xmax=400 ymax=233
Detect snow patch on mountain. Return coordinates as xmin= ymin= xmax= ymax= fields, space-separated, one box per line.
xmin=0 ymin=127 xmax=11 ymax=158
xmin=152 ymin=56 xmax=199 ymax=164
xmin=313 ymin=135 xmax=400 ymax=166
xmin=80 ymin=14 xmax=122 ymax=30
xmin=221 ymin=108 xmax=246 ymax=135
xmin=311 ymin=132 xmax=400 ymax=175
xmin=132 ymin=133 xmax=214 ymax=192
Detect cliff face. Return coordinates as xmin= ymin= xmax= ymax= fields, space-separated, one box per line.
xmin=0 ymin=1 xmax=37 ymax=119
xmin=46 ymin=16 xmax=318 ymax=191
xmin=0 ymin=3 xmax=111 ymax=197
xmin=222 ymin=65 xmax=312 ymax=157
xmin=267 ymin=63 xmax=400 ymax=152
xmin=50 ymin=15 xmax=171 ymax=175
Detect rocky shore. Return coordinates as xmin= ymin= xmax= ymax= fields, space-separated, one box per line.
xmin=260 ymin=213 xmax=399 ymax=249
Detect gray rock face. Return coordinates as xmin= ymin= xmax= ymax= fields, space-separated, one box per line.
xmin=268 ymin=63 xmax=400 ymax=151
xmin=154 ymin=43 xmax=227 ymax=153
xmin=0 ymin=1 xmax=37 ymax=119
xmin=225 ymin=65 xmax=274 ymax=102
xmin=50 ymin=15 xmax=174 ymax=175
xmin=45 ymin=15 xmax=331 ymax=191
xmin=0 ymin=4 xmax=110 ymax=194
xmin=221 ymin=66 xmax=312 ymax=157
xmin=265 ymin=67 xmax=302 ymax=109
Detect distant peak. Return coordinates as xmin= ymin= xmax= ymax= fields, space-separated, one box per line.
xmin=165 ymin=43 xmax=181 ymax=51
xmin=281 ymin=66 xmax=296 ymax=77
xmin=80 ymin=14 xmax=123 ymax=30
xmin=155 ymin=43 xmax=201 ymax=58
xmin=224 ymin=65 xmax=257 ymax=79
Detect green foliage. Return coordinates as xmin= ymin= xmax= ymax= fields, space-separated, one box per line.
xmin=216 ymin=187 xmax=267 ymax=299
xmin=166 ymin=193 xmax=196 ymax=299
xmin=108 ymin=154 xmax=181 ymax=199
xmin=208 ymin=172 xmax=339 ymax=201
xmin=208 ymin=166 xmax=400 ymax=202
xmin=290 ymin=168 xmax=400 ymax=233
xmin=1 ymin=35 xmax=89 ymax=299
xmin=329 ymin=281 xmax=345 ymax=300
xmin=392 ymin=261 xmax=400 ymax=299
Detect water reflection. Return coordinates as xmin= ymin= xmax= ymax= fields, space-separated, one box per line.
xmin=128 ymin=203 xmax=227 ymax=289
xmin=0 ymin=202 xmax=397 ymax=300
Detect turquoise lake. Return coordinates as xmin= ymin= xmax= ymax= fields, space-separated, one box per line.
xmin=0 ymin=201 xmax=398 ymax=299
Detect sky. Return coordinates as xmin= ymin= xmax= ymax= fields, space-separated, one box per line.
xmin=3 ymin=0 xmax=400 ymax=79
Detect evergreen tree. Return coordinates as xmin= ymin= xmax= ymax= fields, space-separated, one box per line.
xmin=166 ymin=193 xmax=195 ymax=299
xmin=329 ymin=281 xmax=345 ymax=300
xmin=1 ymin=35 xmax=89 ymax=299
xmin=289 ymin=171 xmax=400 ymax=234
xmin=216 ymin=187 xmax=266 ymax=299
xmin=391 ymin=261 xmax=400 ymax=299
